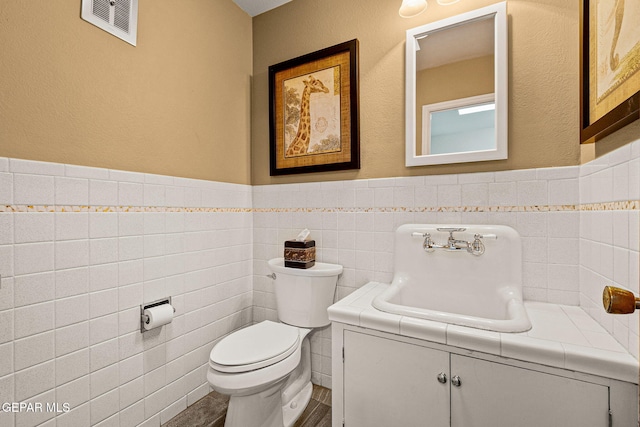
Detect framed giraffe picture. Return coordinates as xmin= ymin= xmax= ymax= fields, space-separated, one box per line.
xmin=580 ymin=0 xmax=640 ymax=143
xmin=269 ymin=39 xmax=360 ymax=175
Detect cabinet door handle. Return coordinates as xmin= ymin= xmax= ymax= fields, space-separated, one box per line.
xmin=451 ymin=375 xmax=462 ymax=387
xmin=436 ymin=373 xmax=447 ymax=384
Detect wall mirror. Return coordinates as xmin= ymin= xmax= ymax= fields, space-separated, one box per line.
xmin=405 ymin=2 xmax=507 ymax=167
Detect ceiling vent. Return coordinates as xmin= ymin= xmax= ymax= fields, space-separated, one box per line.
xmin=81 ymin=0 xmax=138 ymax=46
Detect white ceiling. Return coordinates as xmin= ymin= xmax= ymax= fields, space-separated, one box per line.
xmin=232 ymin=0 xmax=292 ymax=17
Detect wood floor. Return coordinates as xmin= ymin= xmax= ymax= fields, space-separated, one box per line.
xmin=163 ymin=385 xmax=331 ymax=427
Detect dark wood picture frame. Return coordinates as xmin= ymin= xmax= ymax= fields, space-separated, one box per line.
xmin=269 ymin=39 xmax=360 ymax=175
xmin=580 ymin=0 xmax=640 ymax=144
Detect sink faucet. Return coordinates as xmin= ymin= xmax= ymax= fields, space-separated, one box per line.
xmin=438 ymin=228 xmax=468 ymax=251
xmin=412 ymin=228 xmax=496 ymax=256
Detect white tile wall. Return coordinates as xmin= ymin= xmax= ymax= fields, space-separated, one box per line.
xmin=0 ymin=160 xmax=253 ymax=427
xmin=579 ymin=141 xmax=640 ymax=360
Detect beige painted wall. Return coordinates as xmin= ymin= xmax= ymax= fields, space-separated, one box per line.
xmin=251 ymin=0 xmax=582 ymax=184
xmin=417 ymin=55 xmax=495 ymax=107
xmin=0 ymin=0 xmax=252 ymax=184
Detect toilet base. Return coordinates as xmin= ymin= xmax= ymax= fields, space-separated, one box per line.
xmin=224 ymin=378 xmax=288 ymax=427
xmin=222 ymin=380 xmax=313 ymax=427
xmin=280 ymin=334 xmax=313 ymax=427
xmin=282 ymin=381 xmax=312 ymax=427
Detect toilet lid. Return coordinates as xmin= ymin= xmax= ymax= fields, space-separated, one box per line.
xmin=210 ymin=321 xmax=300 ymax=373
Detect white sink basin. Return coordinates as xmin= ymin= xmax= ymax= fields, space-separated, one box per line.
xmin=373 ymin=282 xmax=531 ymax=332
xmin=372 ymin=224 xmax=531 ymax=333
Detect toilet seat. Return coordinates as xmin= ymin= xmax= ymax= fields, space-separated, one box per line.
xmin=210 ymin=321 xmax=300 ymax=373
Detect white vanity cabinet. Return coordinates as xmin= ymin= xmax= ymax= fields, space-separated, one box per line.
xmin=343 ymin=330 xmax=450 ymax=426
xmin=449 ymin=354 xmax=609 ymax=427
xmin=335 ymin=326 xmax=637 ymax=427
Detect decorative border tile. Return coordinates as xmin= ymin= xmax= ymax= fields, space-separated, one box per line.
xmin=1 ymin=201 xmax=639 ymax=214
xmin=579 ymin=201 xmax=639 ymax=211
xmin=0 ymin=205 xmax=253 ymax=213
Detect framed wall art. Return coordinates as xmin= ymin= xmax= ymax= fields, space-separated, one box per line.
xmin=580 ymin=0 xmax=640 ymax=143
xmin=269 ymin=39 xmax=360 ymax=175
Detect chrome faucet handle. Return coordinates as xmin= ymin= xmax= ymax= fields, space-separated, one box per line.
xmin=422 ymin=234 xmax=436 ymax=252
xmin=470 ymin=235 xmax=485 ymax=256
xmin=411 ymin=232 xmax=436 ymax=252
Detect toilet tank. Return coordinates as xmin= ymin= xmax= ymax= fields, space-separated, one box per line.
xmin=267 ymin=258 xmax=343 ymax=328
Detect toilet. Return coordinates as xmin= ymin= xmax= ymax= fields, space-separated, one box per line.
xmin=207 ymin=257 xmax=343 ymax=427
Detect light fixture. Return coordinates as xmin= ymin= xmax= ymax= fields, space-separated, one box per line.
xmin=399 ymin=0 xmax=428 ymax=18
xmin=399 ymin=0 xmax=460 ymax=18
xmin=458 ymin=103 xmax=495 ymax=115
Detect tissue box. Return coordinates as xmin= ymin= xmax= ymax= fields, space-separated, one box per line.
xmin=284 ymin=240 xmax=316 ymax=269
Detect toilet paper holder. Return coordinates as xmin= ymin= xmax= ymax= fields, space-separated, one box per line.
xmin=140 ymin=297 xmax=175 ymax=332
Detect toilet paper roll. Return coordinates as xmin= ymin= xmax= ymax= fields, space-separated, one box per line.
xmin=143 ymin=304 xmax=174 ymax=331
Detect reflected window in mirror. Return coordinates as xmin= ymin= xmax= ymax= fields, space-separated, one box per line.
xmin=406 ymin=2 xmax=507 ymax=166
xmin=422 ymin=93 xmax=495 ymax=156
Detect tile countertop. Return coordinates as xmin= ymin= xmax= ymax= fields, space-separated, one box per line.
xmin=328 ymin=282 xmax=639 ymax=384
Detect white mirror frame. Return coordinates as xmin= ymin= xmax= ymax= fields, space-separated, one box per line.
xmin=405 ymin=2 xmax=508 ymax=167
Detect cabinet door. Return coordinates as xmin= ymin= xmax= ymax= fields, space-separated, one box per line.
xmin=343 ymin=331 xmax=450 ymax=427
xmin=450 ymin=355 xmax=610 ymax=427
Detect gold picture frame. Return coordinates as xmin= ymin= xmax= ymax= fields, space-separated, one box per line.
xmin=269 ymin=40 xmax=360 ymax=175
xmin=580 ymin=0 xmax=640 ymax=143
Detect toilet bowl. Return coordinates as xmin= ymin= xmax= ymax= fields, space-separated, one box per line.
xmin=207 ymin=258 xmax=342 ymax=427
